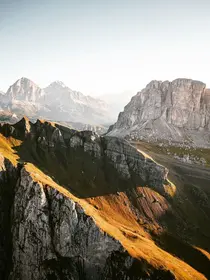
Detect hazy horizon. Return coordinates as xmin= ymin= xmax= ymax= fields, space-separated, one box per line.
xmin=1 ymin=0 xmax=210 ymax=96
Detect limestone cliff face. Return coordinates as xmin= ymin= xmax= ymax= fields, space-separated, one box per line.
xmin=0 ymin=118 xmax=175 ymax=280
xmin=108 ymin=79 xmax=210 ymax=147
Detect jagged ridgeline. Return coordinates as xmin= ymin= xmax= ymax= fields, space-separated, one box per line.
xmin=0 ymin=117 xmax=209 ymax=280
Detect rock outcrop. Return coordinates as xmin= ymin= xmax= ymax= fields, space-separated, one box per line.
xmin=10 ymin=167 xmax=126 ymax=280
xmin=108 ymin=78 xmax=210 ymax=147
xmin=0 ymin=118 xmax=169 ymax=195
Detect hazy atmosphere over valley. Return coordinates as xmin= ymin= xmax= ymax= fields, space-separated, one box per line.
xmin=1 ymin=1 xmax=210 ymax=280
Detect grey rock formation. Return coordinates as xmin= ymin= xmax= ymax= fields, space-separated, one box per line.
xmin=10 ymin=168 xmax=124 ymax=280
xmin=108 ymin=78 xmax=210 ymax=147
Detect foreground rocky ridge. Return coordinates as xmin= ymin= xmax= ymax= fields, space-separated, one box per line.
xmin=0 ymin=118 xmax=209 ymax=279
xmin=0 ymin=117 xmax=169 ymax=195
xmin=108 ymin=78 xmax=210 ymax=147
xmin=0 ymin=118 xmax=176 ymax=280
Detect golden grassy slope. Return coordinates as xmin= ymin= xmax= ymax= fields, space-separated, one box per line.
xmin=0 ymin=135 xmax=22 ymax=165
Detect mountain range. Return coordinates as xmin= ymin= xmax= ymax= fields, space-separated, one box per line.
xmin=0 ymin=77 xmax=114 ymax=126
xmin=0 ymin=77 xmax=210 ymax=279
xmin=3 ymin=77 xmax=210 ymax=148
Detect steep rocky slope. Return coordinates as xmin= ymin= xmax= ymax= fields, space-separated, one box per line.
xmin=108 ymin=78 xmax=210 ymax=147
xmin=0 ymin=118 xmax=209 ymax=279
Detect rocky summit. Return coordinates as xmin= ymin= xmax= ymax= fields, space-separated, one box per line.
xmin=0 ymin=117 xmax=209 ymax=279
xmin=108 ymin=78 xmax=210 ymax=147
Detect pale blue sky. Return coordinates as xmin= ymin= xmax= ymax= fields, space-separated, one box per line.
xmin=1 ymin=0 xmax=210 ymax=95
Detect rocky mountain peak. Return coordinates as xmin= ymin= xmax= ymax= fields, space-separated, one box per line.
xmin=17 ymin=76 xmax=33 ymax=83
xmin=5 ymin=77 xmax=45 ymax=103
xmin=108 ymin=78 xmax=210 ymax=147
xmin=145 ymin=80 xmax=163 ymax=89
xmin=14 ymin=116 xmax=31 ymax=132
xmin=172 ymin=78 xmax=206 ymax=87
xmin=144 ymin=78 xmax=206 ymax=91
xmin=43 ymin=82 xmax=110 ymax=124
xmin=12 ymin=77 xmax=40 ymax=91
xmin=47 ymin=80 xmax=67 ymax=89
xmin=45 ymin=81 xmax=83 ymax=99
